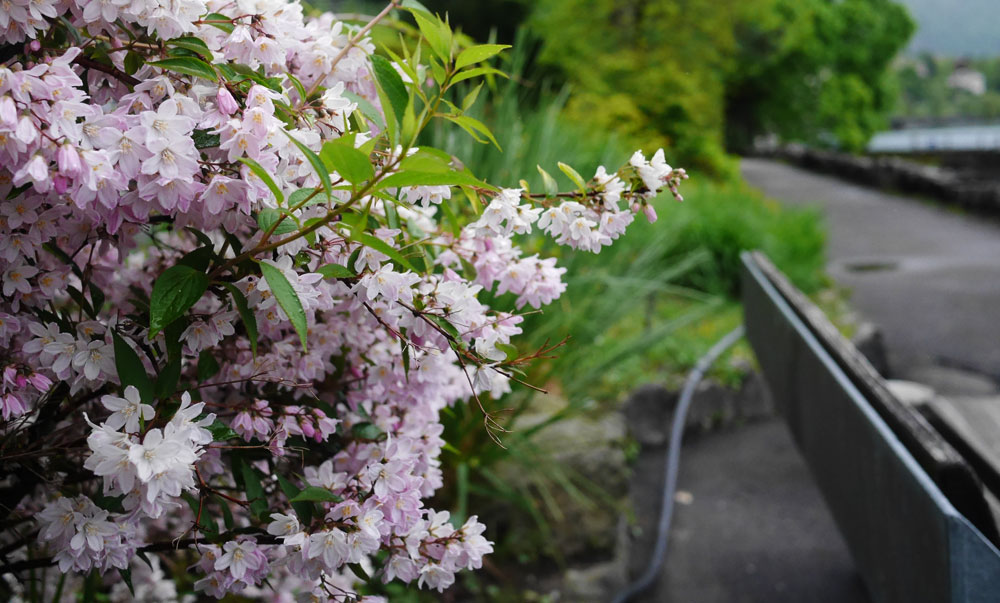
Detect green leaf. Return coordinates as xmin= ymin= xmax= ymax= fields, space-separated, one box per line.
xmin=178 ymin=245 xmax=215 ymax=272
xmin=455 ymin=44 xmax=510 ymax=70
xmin=443 ymin=114 xmax=501 ymax=150
xmin=316 ymin=263 xmax=357 ymax=279
xmin=165 ymin=36 xmax=212 ymax=58
xmin=149 ymin=265 xmax=209 ymax=336
xmin=276 ymin=475 xmax=313 ymax=525
xmin=221 ymin=283 xmax=258 ymax=358
xmin=461 ymin=186 xmax=484 ymax=214
xmin=281 ymin=131 xmax=332 ymax=201
xmin=112 ymin=332 xmax=154 ymax=403
xmin=462 ymin=81 xmax=484 ymax=111
xmin=58 ymin=16 xmax=83 ymax=44
xmin=197 ymin=350 xmax=220 ymax=381
xmin=238 ymin=157 xmax=284 ymax=206
xmin=66 ymin=286 xmax=95 ymax=319
xmin=94 ymin=492 xmax=125 ymax=513
xmin=290 ymin=486 xmax=343 ymax=504
xmin=88 ymin=282 xmax=105 ymax=314
xmin=259 ymin=262 xmax=308 ymax=351
xmin=495 ymin=342 xmax=519 ymax=361
xmin=369 ymin=55 xmax=408 ymax=128
xmin=347 ymin=562 xmax=370 ymax=581
xmin=123 ymin=51 xmax=143 ymax=75
xmin=537 ymin=166 xmax=558 ymax=197
xmin=118 ymin=568 xmax=134 ymax=597
xmin=397 ymin=147 xmax=453 ymax=172
xmin=285 ymin=73 xmax=307 ymax=102
xmin=384 ymin=199 xmax=400 ymax=230
xmin=377 ymin=169 xmax=493 ymax=191
xmin=558 ymin=162 xmax=588 ymax=193
xmin=288 ymin=188 xmax=321 ymax=207
xmin=320 ymin=140 xmax=374 ymax=185
xmin=155 ymin=319 xmax=185 ymax=398
xmin=202 ymin=12 xmax=235 ymax=34
xmin=215 ymin=495 xmax=235 ymax=530
xmin=193 ymin=129 xmax=221 ymax=149
xmin=350 ymin=232 xmax=416 ymax=273
xmin=408 ymin=9 xmax=451 ymax=61
xmin=351 ymin=422 xmax=383 ymax=440
xmin=343 ymin=90 xmax=386 ymax=130
xmin=427 ymin=314 xmax=460 ymax=340
xmin=257 ymin=208 xmax=298 ymax=236
xmin=238 ymin=459 xmax=268 ymax=519
xmin=207 ymin=419 xmax=238 ymax=441
xmin=149 ymin=57 xmax=218 ymax=82
xmin=449 ymin=65 xmax=509 ymax=86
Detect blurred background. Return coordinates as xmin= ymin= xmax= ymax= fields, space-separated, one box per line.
xmin=330 ymin=1 xmax=1000 ymax=601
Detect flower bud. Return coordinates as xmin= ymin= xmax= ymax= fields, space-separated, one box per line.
xmin=642 ymin=203 xmax=658 ymax=223
xmin=0 ymin=96 xmax=15 ymax=127
xmin=217 ymin=86 xmax=238 ymax=116
xmin=57 ymin=143 xmax=81 ymax=177
xmin=53 ymin=174 xmax=68 ymax=194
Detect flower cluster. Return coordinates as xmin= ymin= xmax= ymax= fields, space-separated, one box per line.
xmin=0 ymin=0 xmax=685 ymax=599
xmin=36 ymin=495 xmax=139 ymax=574
xmin=84 ymin=390 xmax=212 ymax=518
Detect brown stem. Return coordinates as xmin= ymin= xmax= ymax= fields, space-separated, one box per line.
xmin=72 ymin=56 xmax=140 ymax=87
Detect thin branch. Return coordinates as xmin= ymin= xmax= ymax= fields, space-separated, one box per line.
xmin=72 ymin=56 xmax=140 ymax=87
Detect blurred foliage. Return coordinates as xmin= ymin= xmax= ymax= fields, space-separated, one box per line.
xmin=422 ymin=0 xmax=913 ymax=167
xmin=725 ymin=0 xmax=914 ymax=152
xmin=893 ymin=54 xmax=1000 ymax=122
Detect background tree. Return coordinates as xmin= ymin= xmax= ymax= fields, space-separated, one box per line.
xmin=425 ymin=0 xmax=914 ymax=165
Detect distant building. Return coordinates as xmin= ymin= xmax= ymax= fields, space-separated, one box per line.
xmin=947 ymin=66 xmax=987 ymax=96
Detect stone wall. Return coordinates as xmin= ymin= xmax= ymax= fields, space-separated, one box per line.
xmin=759 ymin=145 xmax=1000 ymax=216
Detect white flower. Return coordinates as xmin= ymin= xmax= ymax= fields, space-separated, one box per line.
xmin=2 ymin=262 xmax=37 ymax=296
xmin=72 ymin=339 xmax=114 ymax=381
xmin=215 ymin=539 xmax=262 ymax=581
xmin=43 ymin=331 xmax=77 ymax=376
xmin=69 ymin=515 xmax=116 ymax=552
xmin=167 ymin=391 xmax=215 ymax=445
xmin=417 ymin=562 xmax=455 ymax=592
xmin=631 ymin=148 xmax=672 ymax=193
xmin=267 ymin=512 xmax=299 ymax=536
xmin=307 ymin=529 xmax=348 ymax=569
xmin=101 ymin=385 xmax=154 ymax=433
xmin=127 ymin=428 xmax=185 ymax=482
xmin=357 ymin=266 xmax=420 ymax=304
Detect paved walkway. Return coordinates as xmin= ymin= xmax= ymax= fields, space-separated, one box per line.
xmin=741 ymin=158 xmax=1000 ymax=387
xmin=632 ymin=419 xmax=869 ymax=603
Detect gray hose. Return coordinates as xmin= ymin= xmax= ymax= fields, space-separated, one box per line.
xmin=612 ymin=325 xmax=746 ymax=603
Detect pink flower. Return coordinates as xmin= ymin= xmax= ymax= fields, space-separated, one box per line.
xmin=56 ymin=143 xmax=81 ymax=177
xmin=216 ymin=86 xmax=239 ymax=115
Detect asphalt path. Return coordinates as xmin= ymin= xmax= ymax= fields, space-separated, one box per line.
xmin=741 ymin=158 xmax=1000 ymax=385
xmin=636 ymin=420 xmax=869 ymax=603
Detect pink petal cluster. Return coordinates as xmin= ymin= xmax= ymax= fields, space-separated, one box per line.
xmin=0 ymin=0 xmax=686 ymax=599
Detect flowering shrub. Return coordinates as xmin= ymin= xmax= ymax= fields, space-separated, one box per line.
xmin=0 ymin=0 xmax=686 ymax=599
